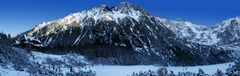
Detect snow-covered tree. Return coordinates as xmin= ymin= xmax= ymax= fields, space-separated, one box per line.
xmin=226 ymin=58 xmax=240 ymax=76
xmin=157 ymin=68 xmax=168 ymax=76
xmin=213 ymin=69 xmax=224 ymax=76
xmin=169 ymin=71 xmax=176 ymax=76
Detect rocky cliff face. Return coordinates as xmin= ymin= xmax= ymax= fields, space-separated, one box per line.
xmin=15 ymin=2 xmax=232 ymax=65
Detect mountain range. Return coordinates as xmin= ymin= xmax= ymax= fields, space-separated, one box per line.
xmin=14 ymin=2 xmax=238 ymax=66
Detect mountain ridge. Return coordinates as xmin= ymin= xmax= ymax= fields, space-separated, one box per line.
xmin=163 ymin=16 xmax=240 ymax=52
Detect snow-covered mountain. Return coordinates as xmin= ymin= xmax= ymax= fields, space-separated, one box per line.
xmin=213 ymin=16 xmax=240 ymax=47
xmin=15 ymin=2 xmax=232 ymax=65
xmin=160 ymin=19 xmax=218 ymax=45
xmin=162 ymin=16 xmax=240 ymax=52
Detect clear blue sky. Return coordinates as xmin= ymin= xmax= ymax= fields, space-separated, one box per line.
xmin=0 ymin=0 xmax=240 ymax=35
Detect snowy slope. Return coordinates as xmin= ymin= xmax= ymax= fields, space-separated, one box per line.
xmin=160 ymin=19 xmax=219 ymax=45
xmin=30 ymin=51 xmax=89 ymax=65
xmin=213 ymin=16 xmax=240 ymax=50
xmin=0 ymin=66 xmax=30 ymax=76
xmin=162 ymin=16 xmax=240 ymax=52
xmin=0 ymin=47 xmax=93 ymax=76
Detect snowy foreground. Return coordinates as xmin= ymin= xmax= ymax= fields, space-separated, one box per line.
xmin=0 ymin=66 xmax=30 ymax=76
xmin=91 ymin=62 xmax=233 ymax=76
xmin=0 ymin=62 xmax=233 ymax=76
xmin=0 ymin=51 xmax=234 ymax=76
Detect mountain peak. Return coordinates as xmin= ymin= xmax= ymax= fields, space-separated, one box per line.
xmin=227 ymin=16 xmax=240 ymax=25
xmin=223 ymin=16 xmax=240 ymax=24
xmin=223 ymin=16 xmax=240 ymax=25
xmin=118 ymin=2 xmax=137 ymax=9
xmin=89 ymin=2 xmax=148 ymax=16
xmin=25 ymin=2 xmax=149 ymax=37
xmin=213 ymin=16 xmax=240 ymax=31
xmin=93 ymin=4 xmax=112 ymax=12
xmin=114 ymin=2 xmax=149 ymax=15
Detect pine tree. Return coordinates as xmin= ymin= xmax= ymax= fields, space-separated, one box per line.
xmin=197 ymin=69 xmax=208 ymax=76
xmin=157 ymin=68 xmax=168 ymax=76
xmin=7 ymin=34 xmax=11 ymax=39
xmin=169 ymin=71 xmax=176 ymax=76
xmin=226 ymin=58 xmax=240 ymax=76
xmin=214 ymin=69 xmax=224 ymax=76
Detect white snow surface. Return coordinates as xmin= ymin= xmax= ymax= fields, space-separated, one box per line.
xmin=91 ymin=62 xmax=233 ymax=76
xmin=0 ymin=50 xmax=233 ymax=76
xmin=0 ymin=66 xmax=30 ymax=76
